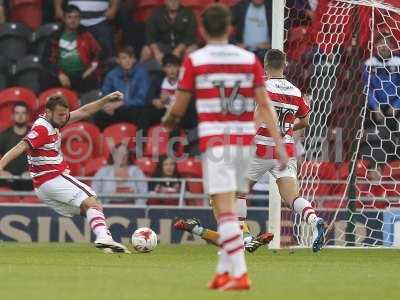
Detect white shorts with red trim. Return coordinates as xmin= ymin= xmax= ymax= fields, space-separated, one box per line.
xmin=201 ymin=145 xmax=254 ymax=194
xmin=35 ymin=173 xmax=96 ymax=217
xmin=247 ymin=157 xmax=298 ymax=182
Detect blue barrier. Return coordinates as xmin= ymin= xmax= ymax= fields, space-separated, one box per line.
xmin=0 ymin=205 xmax=385 ymax=245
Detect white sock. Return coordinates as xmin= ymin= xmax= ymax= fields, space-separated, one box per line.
xmin=293 ymin=197 xmax=318 ymax=224
xmin=216 ymin=249 xmax=230 ymax=274
xmin=86 ymin=208 xmax=111 ymax=240
xmin=218 ymin=213 xmax=247 ymax=278
xmin=236 ymin=195 xmax=247 ymax=221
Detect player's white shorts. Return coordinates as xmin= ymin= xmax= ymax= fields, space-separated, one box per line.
xmin=247 ymin=157 xmax=298 ymax=182
xmin=35 ymin=173 xmax=96 ymax=217
xmin=202 ymin=145 xmax=254 ymax=194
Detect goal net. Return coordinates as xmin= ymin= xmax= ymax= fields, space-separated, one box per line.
xmin=280 ymin=0 xmax=400 ymax=247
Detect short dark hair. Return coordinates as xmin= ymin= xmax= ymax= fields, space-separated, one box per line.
xmin=202 ymin=4 xmax=231 ymax=38
xmin=264 ymin=49 xmax=286 ymax=70
xmin=64 ymin=4 xmax=81 ymax=15
xmin=118 ymin=46 xmax=135 ymax=57
xmin=46 ymin=95 xmax=69 ymax=111
xmin=13 ymin=101 xmax=28 ymax=112
xmin=162 ymin=53 xmax=181 ymax=66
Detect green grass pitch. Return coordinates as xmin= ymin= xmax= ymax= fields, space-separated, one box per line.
xmin=0 ymin=243 xmax=398 ymax=300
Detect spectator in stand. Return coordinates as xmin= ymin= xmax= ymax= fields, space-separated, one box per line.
xmin=147 ymin=53 xmax=181 ymax=126
xmin=0 ymin=102 xmax=32 ymax=190
xmin=55 ymin=0 xmax=118 ymax=58
xmin=0 ymin=0 xmax=6 ymax=24
xmin=363 ymin=35 xmax=400 ymax=130
xmin=148 ymin=156 xmax=181 ymax=206
xmin=42 ymin=5 xmax=101 ymax=94
xmin=232 ymin=0 xmax=272 ymax=61
xmin=92 ymin=143 xmax=147 ymax=205
xmin=94 ymin=46 xmax=151 ymax=131
xmin=141 ymin=0 xmax=197 ymax=66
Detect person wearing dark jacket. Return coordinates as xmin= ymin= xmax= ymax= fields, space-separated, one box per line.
xmin=141 ymin=0 xmax=197 ymax=65
xmin=94 ymin=46 xmax=151 ymax=131
xmin=232 ymin=0 xmax=272 ymax=61
xmin=41 ymin=5 xmax=101 ymax=93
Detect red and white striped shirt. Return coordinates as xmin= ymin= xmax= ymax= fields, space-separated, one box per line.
xmin=178 ymin=43 xmax=265 ymax=152
xmin=161 ymin=78 xmax=178 ymax=106
xmin=255 ymin=78 xmax=310 ymax=159
xmin=24 ymin=117 xmax=68 ymax=187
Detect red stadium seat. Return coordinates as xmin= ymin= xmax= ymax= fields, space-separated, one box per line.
xmin=37 ymin=88 xmax=79 ymax=117
xmin=356 ymin=159 xmax=371 ymax=178
xmin=145 ymin=124 xmax=170 ymax=157
xmin=9 ymin=0 xmax=43 ymax=30
xmin=176 ymin=157 xmax=203 ymax=206
xmin=0 ymin=86 xmax=38 ymax=131
xmin=145 ymin=124 xmax=186 ymax=157
xmin=181 ymin=0 xmax=213 ymax=9
xmin=0 ymin=187 xmax=19 ymax=203
xmin=215 ymin=0 xmax=238 ymax=7
xmin=177 ymin=157 xmax=202 ymax=178
xmin=68 ymin=162 xmax=84 ymax=176
xmin=19 ymin=195 xmax=40 ymax=203
xmin=84 ymin=157 xmax=108 ymax=177
xmin=186 ymin=180 xmax=204 ymax=206
xmin=383 ymin=160 xmax=400 ymax=180
xmin=135 ymin=157 xmax=157 ymax=176
xmin=134 ymin=0 xmax=164 ymax=22
xmin=61 ymin=122 xmax=103 ymax=166
xmin=299 ymin=161 xmax=336 ymax=196
xmin=103 ymin=123 xmax=137 ymax=159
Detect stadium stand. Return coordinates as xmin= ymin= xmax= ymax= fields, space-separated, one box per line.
xmin=61 ymin=121 xmax=103 ymax=164
xmin=135 ymin=156 xmax=157 ymax=176
xmin=102 ymin=122 xmax=137 ymax=159
xmin=0 ymin=55 xmax=11 ymax=90
xmin=38 ymin=87 xmax=80 ymax=117
xmin=30 ymin=23 xmax=60 ymax=56
xmin=9 ymin=0 xmax=43 ymax=30
xmin=12 ymin=55 xmax=42 ymax=94
xmin=0 ymin=86 xmax=37 ymax=131
xmin=0 ymin=22 xmax=31 ymax=61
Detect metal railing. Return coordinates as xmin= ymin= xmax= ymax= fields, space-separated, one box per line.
xmin=1 ymin=175 xmax=399 ymax=207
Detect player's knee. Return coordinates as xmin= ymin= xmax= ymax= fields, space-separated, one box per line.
xmin=80 ymin=197 xmax=102 ymax=215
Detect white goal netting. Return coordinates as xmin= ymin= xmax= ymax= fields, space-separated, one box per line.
xmin=281 ymin=0 xmax=400 ymax=247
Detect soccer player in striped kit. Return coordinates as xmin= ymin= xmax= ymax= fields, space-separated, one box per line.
xmin=175 ymin=49 xmax=326 ymax=253
xmin=0 ymin=91 xmax=130 ymax=253
xmin=162 ymin=4 xmax=288 ymax=290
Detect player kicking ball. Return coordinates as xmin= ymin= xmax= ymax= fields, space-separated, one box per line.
xmin=0 ymin=91 xmax=130 ymax=254
xmin=162 ymin=4 xmax=288 ymax=290
xmin=174 ymin=49 xmax=326 ymax=253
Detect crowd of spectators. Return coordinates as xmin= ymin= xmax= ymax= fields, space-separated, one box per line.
xmin=0 ymin=0 xmax=400 ymax=205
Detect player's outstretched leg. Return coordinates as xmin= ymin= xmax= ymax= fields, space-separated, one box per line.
xmin=236 ymin=193 xmax=274 ymax=253
xmin=245 ymin=232 xmax=274 ymax=253
xmin=173 ymin=217 xmax=220 ymax=245
xmin=173 ymin=193 xmax=274 ymax=252
xmin=293 ymin=197 xmax=325 ymax=252
xmin=82 ymin=197 xmax=131 ymax=254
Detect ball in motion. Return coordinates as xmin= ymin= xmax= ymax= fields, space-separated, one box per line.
xmin=131 ymin=227 xmax=158 ymax=253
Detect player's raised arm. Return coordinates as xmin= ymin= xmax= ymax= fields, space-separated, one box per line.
xmin=254 ymin=86 xmax=289 ymax=169
xmin=67 ymin=91 xmax=124 ymax=125
xmin=0 ymin=140 xmax=30 ymax=174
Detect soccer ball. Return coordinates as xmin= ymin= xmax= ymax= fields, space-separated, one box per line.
xmin=131 ymin=227 xmax=158 ymax=253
